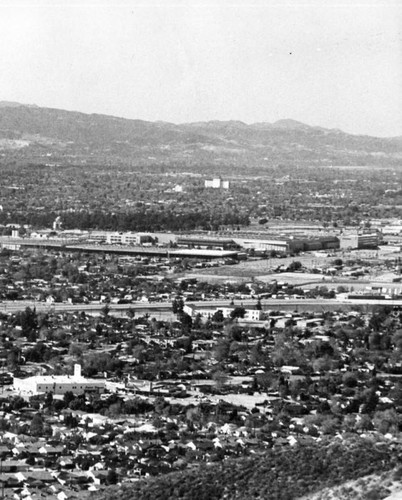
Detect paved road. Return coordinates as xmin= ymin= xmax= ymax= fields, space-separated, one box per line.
xmin=1 ymin=297 xmax=401 ymax=315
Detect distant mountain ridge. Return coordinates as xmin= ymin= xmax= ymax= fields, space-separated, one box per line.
xmin=0 ymin=101 xmax=38 ymax=109
xmin=0 ymin=101 xmax=400 ymax=168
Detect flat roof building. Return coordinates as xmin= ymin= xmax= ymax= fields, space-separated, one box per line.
xmin=13 ymin=364 xmax=105 ymax=396
xmin=177 ymin=237 xmax=240 ymax=250
xmin=234 ymin=235 xmax=339 ymax=253
xmin=340 ymin=233 xmax=381 ymax=250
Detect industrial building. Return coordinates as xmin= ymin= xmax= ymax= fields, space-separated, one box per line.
xmin=219 ymin=306 xmax=264 ymax=321
xmin=13 ymin=364 xmax=105 ymax=396
xmin=85 ymin=231 xmax=156 ymax=245
xmin=183 ymin=304 xmax=264 ymax=321
xmin=234 ymin=235 xmax=340 ymax=253
xmin=382 ymin=224 xmax=402 ymax=235
xmin=176 ymin=237 xmax=241 ymax=250
xmin=339 ymin=233 xmax=382 ymax=250
xmin=204 ymin=178 xmax=230 ymax=189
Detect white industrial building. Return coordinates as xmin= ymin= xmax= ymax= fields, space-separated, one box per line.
xmin=382 ymin=224 xmax=402 ymax=235
xmin=13 ymin=364 xmax=105 ymax=396
xmin=220 ymin=306 xmax=264 ymax=321
xmin=204 ymin=178 xmax=230 ymax=189
xmin=183 ymin=304 xmax=264 ymax=321
xmin=86 ymin=231 xmax=155 ymax=245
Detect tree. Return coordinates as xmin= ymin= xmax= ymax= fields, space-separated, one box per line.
xmin=224 ymin=323 xmax=242 ymax=341
xmin=214 ymin=339 xmax=231 ymax=362
xmin=288 ymin=261 xmax=302 ymax=272
xmin=179 ymin=312 xmax=193 ymax=334
xmin=255 ymin=372 xmax=273 ymax=390
xmin=7 ymin=347 xmax=20 ymax=371
xmin=359 ymin=388 xmax=379 ymax=414
xmin=172 ymin=298 xmax=184 ymax=315
xmin=44 ymin=391 xmax=54 ymax=408
xmin=193 ymin=313 xmax=203 ymax=329
xmin=126 ymin=308 xmax=136 ymax=319
xmin=69 ymin=343 xmax=84 ymax=358
xmin=17 ymin=307 xmax=38 ymax=338
xmin=106 ymin=468 xmax=118 ymax=485
xmin=392 ymin=329 xmax=402 ymax=350
xmin=373 ymin=409 xmax=399 ymax=434
xmin=342 ymin=372 xmax=358 ymax=388
xmin=212 ymin=310 xmax=224 ymax=323
xmin=250 ymin=342 xmax=267 ymax=365
xmin=101 ymin=304 xmax=111 ymax=317
xmin=212 ymin=370 xmax=228 ymax=391
xmin=230 ymin=306 xmax=246 ymax=319
xmin=63 ymin=391 xmax=75 ymax=406
xmin=30 ymin=413 xmax=44 ymax=437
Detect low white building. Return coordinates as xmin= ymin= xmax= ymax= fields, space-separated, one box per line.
xmin=13 ymin=364 xmax=105 ymax=396
xmin=121 ymin=232 xmax=155 ymax=245
xmin=220 ymin=306 xmax=264 ymax=321
xmin=183 ymin=304 xmax=217 ymax=319
xmin=184 ymin=304 xmax=264 ymax=321
xmin=205 ymin=178 xmax=230 ymax=189
xmin=106 ymin=232 xmax=123 ymax=245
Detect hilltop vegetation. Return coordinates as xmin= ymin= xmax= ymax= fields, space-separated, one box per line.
xmin=96 ymin=437 xmax=400 ymax=500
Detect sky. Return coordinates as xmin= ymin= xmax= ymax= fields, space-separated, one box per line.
xmin=0 ymin=0 xmax=401 ymax=137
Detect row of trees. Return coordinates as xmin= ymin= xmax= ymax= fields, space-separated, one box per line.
xmin=0 ymin=206 xmax=250 ymax=232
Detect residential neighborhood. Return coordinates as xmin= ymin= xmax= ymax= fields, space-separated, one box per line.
xmin=0 ymin=226 xmax=401 ymax=497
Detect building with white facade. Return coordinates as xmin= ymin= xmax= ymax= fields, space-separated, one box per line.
xmin=106 ymin=232 xmax=123 ymax=245
xmin=85 ymin=231 xmax=156 ymax=246
xmin=219 ymin=306 xmax=264 ymax=321
xmin=13 ymin=364 xmax=105 ymax=396
xmin=340 ymin=233 xmax=381 ymax=250
xmin=183 ymin=304 xmax=264 ymax=321
xmin=121 ymin=232 xmax=155 ymax=245
xmin=204 ymin=178 xmax=230 ymax=189
xmin=382 ymin=225 xmax=402 ymax=235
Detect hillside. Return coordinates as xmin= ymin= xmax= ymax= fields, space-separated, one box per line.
xmin=94 ymin=437 xmax=401 ymax=500
xmin=0 ymin=102 xmax=401 ymax=169
xmin=299 ymin=469 xmax=402 ymax=500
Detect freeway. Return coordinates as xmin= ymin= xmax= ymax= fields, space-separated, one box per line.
xmin=1 ymin=297 xmax=401 ymax=315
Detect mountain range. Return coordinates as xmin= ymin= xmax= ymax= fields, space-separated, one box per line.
xmin=0 ymin=102 xmax=401 ymax=169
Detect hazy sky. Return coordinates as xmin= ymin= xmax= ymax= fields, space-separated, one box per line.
xmin=0 ymin=0 xmax=401 ymax=136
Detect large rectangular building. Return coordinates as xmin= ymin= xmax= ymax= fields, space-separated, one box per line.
xmin=13 ymin=365 xmax=105 ymax=396
xmin=234 ymin=237 xmax=289 ymax=252
xmin=177 ymin=237 xmax=240 ymax=250
xmin=234 ymin=235 xmax=339 ymax=253
xmin=184 ymin=304 xmax=264 ymax=321
xmin=340 ymin=233 xmax=381 ymax=250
